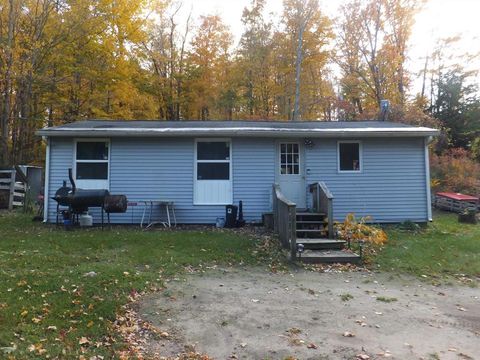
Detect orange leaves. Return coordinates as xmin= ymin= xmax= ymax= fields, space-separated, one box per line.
xmin=337 ymin=213 xmax=388 ymax=245
xmin=430 ymin=148 xmax=480 ymax=195
xmin=27 ymin=343 xmax=46 ymax=355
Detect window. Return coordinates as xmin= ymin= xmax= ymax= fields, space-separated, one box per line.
xmin=194 ymin=139 xmax=232 ymax=205
xmin=338 ymin=141 xmax=361 ymax=172
xmin=74 ymin=140 xmax=109 ymax=189
xmin=196 ymin=141 xmax=230 ymax=180
xmin=280 ymin=143 xmax=300 ymax=175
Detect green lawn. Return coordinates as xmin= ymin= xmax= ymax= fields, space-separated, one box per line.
xmin=1 ymin=210 xmax=478 ymax=358
xmin=0 ymin=212 xmax=258 ymax=358
xmin=378 ymin=211 xmax=480 ymax=281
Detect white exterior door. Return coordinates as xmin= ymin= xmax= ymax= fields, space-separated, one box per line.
xmin=276 ymin=141 xmax=306 ymax=208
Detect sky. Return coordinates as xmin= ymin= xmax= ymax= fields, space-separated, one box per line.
xmin=178 ymin=0 xmax=480 ymax=96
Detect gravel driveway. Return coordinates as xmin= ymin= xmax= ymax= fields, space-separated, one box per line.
xmin=138 ymin=268 xmax=480 ymax=359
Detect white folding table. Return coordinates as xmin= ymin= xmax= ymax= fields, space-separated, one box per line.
xmin=140 ymin=200 xmax=176 ymax=229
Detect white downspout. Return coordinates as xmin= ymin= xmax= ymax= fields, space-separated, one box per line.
xmin=43 ymin=136 xmax=50 ymax=223
xmin=424 ymin=136 xmax=433 ymax=222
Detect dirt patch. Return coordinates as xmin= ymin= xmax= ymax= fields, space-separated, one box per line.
xmin=138 ymin=268 xmax=480 ymax=359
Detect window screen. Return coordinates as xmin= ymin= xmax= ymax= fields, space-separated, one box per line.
xmin=197 ymin=142 xmax=230 ymax=160
xmin=76 ymin=142 xmax=109 ymax=160
xmin=339 ymin=142 xmax=360 ymax=171
xmin=76 ymin=163 xmax=108 ymax=179
xmin=197 ymin=163 xmax=230 ymax=180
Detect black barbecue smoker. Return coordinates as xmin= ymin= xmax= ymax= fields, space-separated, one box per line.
xmin=51 ymin=168 xmax=127 ymax=227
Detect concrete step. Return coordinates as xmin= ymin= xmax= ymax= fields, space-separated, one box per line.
xmin=298 ymin=250 xmax=361 ymax=264
xmin=296 ymin=238 xmax=346 ymax=250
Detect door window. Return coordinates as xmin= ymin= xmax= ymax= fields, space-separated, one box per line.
xmin=280 ymin=143 xmax=300 ymax=175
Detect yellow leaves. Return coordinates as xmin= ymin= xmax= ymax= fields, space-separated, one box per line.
xmin=338 ymin=213 xmax=388 ymax=245
xmin=27 ymin=343 xmax=46 ymax=355
xmin=17 ymin=280 xmax=27 ymax=287
xmin=20 ymin=310 xmax=28 ymax=317
xmin=87 ymin=320 xmax=94 ymax=328
xmin=78 ymin=337 xmax=89 ymax=345
xmin=31 ymin=317 xmax=42 ymax=324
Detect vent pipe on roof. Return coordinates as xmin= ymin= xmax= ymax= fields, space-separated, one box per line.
xmin=380 ymin=100 xmax=390 ymax=121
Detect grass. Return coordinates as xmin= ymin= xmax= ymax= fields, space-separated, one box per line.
xmin=0 ymin=212 xmax=259 ymax=358
xmin=339 ymin=293 xmax=354 ymax=301
xmin=376 ymin=296 xmax=398 ymax=303
xmin=377 ymin=210 xmax=480 ymax=281
xmin=1 ymin=209 xmax=478 ymax=357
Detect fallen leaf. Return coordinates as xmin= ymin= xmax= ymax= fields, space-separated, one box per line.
xmin=288 ymin=327 xmax=301 ymax=334
xmin=79 ymin=337 xmax=89 ymax=345
xmin=20 ymin=310 xmax=28 ymax=317
xmin=31 ymin=317 xmax=41 ymax=324
xmin=343 ymin=331 xmax=355 ymax=337
xmin=357 ymin=355 xmax=370 ymax=360
xmin=307 ymin=343 xmax=317 ymax=349
xmin=0 ymin=345 xmax=17 ymax=354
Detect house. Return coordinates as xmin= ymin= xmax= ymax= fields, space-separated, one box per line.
xmin=37 ymin=120 xmax=438 ymax=229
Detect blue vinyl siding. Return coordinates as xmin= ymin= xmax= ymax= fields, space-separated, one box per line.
xmin=47 ymin=138 xmax=73 ymax=223
xmin=47 ymin=137 xmax=274 ymax=224
xmin=305 ymin=138 xmax=428 ymax=222
xmin=46 ymin=136 xmax=428 ymax=224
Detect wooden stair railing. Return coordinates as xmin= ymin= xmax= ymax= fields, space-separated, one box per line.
xmin=272 ymin=184 xmax=297 ymax=260
xmin=308 ymin=182 xmax=334 ymax=239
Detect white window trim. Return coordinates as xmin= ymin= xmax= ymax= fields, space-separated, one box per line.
xmin=194 ymin=138 xmax=233 ymax=205
xmin=278 ymin=141 xmax=302 ymax=176
xmin=337 ymin=140 xmax=363 ymax=173
xmin=73 ymin=138 xmax=110 ymax=189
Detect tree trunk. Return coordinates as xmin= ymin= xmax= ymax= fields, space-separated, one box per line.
xmin=0 ymin=0 xmax=15 ymax=166
xmin=293 ymin=21 xmax=306 ymax=122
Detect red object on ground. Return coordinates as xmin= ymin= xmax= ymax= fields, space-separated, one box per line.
xmin=436 ymin=192 xmax=479 ymax=202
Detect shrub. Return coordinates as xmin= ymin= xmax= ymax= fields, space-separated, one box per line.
xmin=430 ymin=148 xmax=480 ymax=195
xmin=336 ymin=213 xmax=388 ymax=245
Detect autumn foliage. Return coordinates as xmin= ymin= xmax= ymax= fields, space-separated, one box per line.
xmin=336 ymin=213 xmax=388 ymax=245
xmin=430 ymin=148 xmax=480 ymax=195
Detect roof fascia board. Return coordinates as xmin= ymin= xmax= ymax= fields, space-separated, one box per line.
xmin=36 ymin=127 xmax=439 ymax=138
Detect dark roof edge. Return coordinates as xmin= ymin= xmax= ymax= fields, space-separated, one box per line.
xmin=37 ymin=127 xmax=439 ymax=138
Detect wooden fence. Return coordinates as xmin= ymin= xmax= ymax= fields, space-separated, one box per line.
xmin=0 ymin=170 xmax=26 ymax=210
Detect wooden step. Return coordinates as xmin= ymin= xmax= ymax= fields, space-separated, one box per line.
xmin=297 ymin=231 xmax=328 ymax=239
xmin=296 ymin=220 xmax=328 ymax=224
xmin=296 ymin=212 xmax=325 ymax=216
xmin=298 ymin=250 xmax=361 ymax=264
xmin=296 ymin=229 xmax=327 ymax=235
xmin=296 ymin=238 xmax=346 ymax=250
xmin=296 ymin=223 xmax=326 ymax=228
